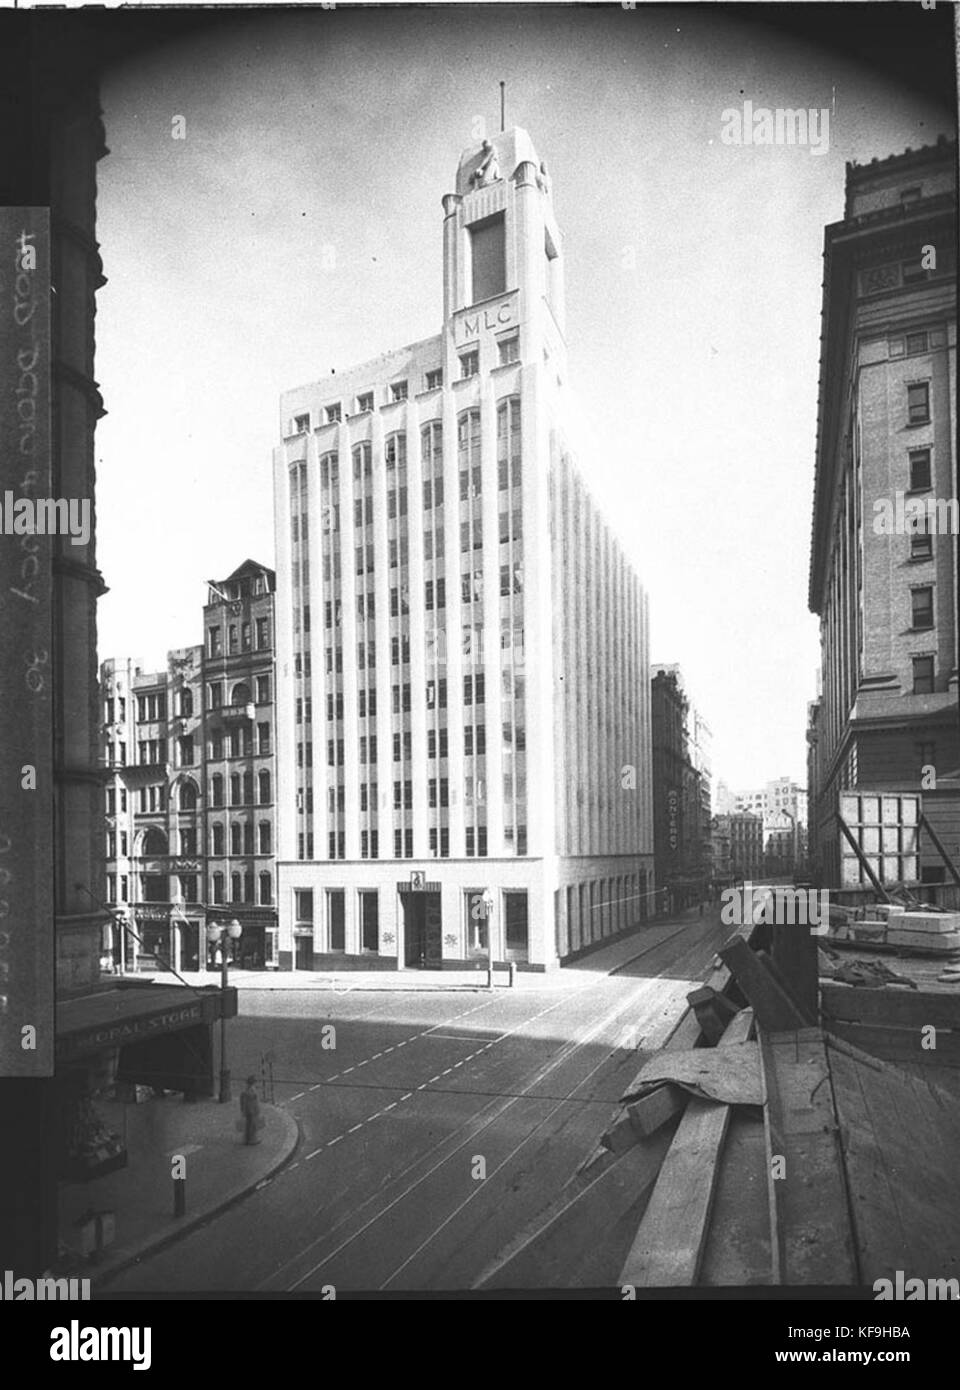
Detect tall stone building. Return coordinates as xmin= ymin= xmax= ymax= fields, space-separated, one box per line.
xmin=273 ymin=127 xmax=655 ymax=970
xmin=100 ymin=560 xmax=278 ymax=972
xmin=651 ymin=664 xmax=709 ymax=908
xmin=808 ymin=138 xmax=959 ymax=894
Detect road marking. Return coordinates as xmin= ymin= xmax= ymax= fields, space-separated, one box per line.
xmin=280 ymin=964 xmax=687 ymax=1292
xmin=382 ymin=1102 xmax=397 ymax=1112
xmin=440 ymin=1068 xmax=453 ymax=1076
xmin=326 ymin=1136 xmax=342 ymax=1148
xmin=343 ymin=1066 xmax=354 ymax=1074
xmin=371 ymin=1052 xmax=383 ymax=1060
xmin=348 ymin=1123 xmax=363 ymax=1133
xmin=400 ymin=1092 xmax=413 ymax=1101
xmin=357 ymin=1060 xmax=369 ymax=1067
xmin=165 ymin=1142 xmax=203 ymax=1158
xmin=290 ymin=1092 xmax=305 ymax=1101
xmin=309 ymin=1084 xmax=322 ymax=1091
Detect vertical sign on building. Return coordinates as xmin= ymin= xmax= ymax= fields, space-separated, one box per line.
xmin=0 ymin=208 xmax=54 ymax=1075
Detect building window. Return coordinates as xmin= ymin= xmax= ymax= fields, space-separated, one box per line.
xmin=504 ymin=891 xmax=529 ymax=960
xmin=497 ymin=334 xmax=519 ymax=366
xmin=360 ymin=890 xmax=379 ymax=951
xmin=212 ymin=872 xmax=224 ymax=905
xmin=459 ymin=350 xmax=479 ymax=379
xmin=178 ymin=735 xmax=194 ymax=767
xmin=905 ymin=331 xmax=928 ymax=355
xmin=390 ymin=381 xmax=408 ymax=402
xmin=258 ymin=770 xmax=271 ymax=804
xmin=911 ymin=587 xmax=934 ymax=630
xmin=912 ymin=655 xmax=935 ymax=694
xmin=325 ymin=403 xmax=342 ymax=423
xmin=211 ymin=774 xmax=224 ymax=807
xmin=295 ymin=413 xmax=310 ymax=434
xmin=910 ymin=524 xmax=934 ymax=562
xmin=907 ymin=382 xmax=930 ymax=425
xmin=469 ymin=211 xmax=506 ymax=303
xmin=256 ymin=675 xmax=270 ymax=704
xmin=211 ymin=823 xmax=224 ymax=856
xmin=909 ymin=448 xmax=932 ymax=491
xmin=357 ymin=391 xmax=374 ymax=414
xmin=900 ymin=186 xmax=922 ymax=204
xmin=426 ymin=369 xmax=443 ymax=391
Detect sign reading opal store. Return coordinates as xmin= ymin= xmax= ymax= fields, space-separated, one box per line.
xmin=456 ymin=295 xmax=515 ymax=344
xmin=56 ymin=990 xmax=235 ymax=1064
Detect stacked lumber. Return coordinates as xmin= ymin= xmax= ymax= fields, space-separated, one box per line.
xmin=480 ymin=914 xmax=960 ymax=1290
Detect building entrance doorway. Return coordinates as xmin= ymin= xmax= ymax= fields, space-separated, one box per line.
xmin=403 ymin=891 xmax=442 ymax=968
xmin=294 ymin=936 xmax=313 ymax=970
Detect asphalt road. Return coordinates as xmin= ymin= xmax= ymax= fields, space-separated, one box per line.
xmin=103 ymin=909 xmax=728 ymax=1294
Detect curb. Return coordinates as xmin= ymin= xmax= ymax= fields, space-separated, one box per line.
xmin=89 ymin=1105 xmax=302 ymax=1291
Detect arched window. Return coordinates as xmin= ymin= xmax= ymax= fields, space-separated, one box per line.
xmin=179 ymin=779 xmax=199 ymax=811
xmin=179 ymin=688 xmax=194 ymax=718
xmin=231 ymin=873 xmax=242 ymax=903
xmin=244 ymin=872 xmax=255 ymax=903
xmin=231 ymin=774 xmax=241 ymax=806
xmin=243 ymin=771 xmax=254 ymax=805
xmin=211 ymin=823 xmax=224 ymax=856
xmin=231 ymin=823 xmax=242 ymax=856
xmin=212 ymin=872 xmax=224 ymax=905
xmin=259 ymin=871 xmax=272 ymax=905
xmin=259 ymin=821 xmax=272 ymax=855
xmin=231 ymin=682 xmax=251 ymax=706
xmin=140 ymin=827 xmax=167 ymax=856
xmin=211 ymin=774 xmax=223 ymax=808
xmin=258 ymin=770 xmax=271 ymax=804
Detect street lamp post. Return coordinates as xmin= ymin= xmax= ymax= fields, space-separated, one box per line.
xmin=482 ymin=889 xmax=495 ymax=991
xmin=207 ymin=918 xmax=242 ymax=1102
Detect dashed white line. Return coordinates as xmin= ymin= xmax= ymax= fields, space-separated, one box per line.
xmin=289 ymin=1092 xmax=305 ymax=1101
xmin=382 ymin=1102 xmax=397 ymax=1112
xmin=326 ymin=1136 xmax=342 ymax=1147
xmin=348 ymin=1123 xmax=363 ymax=1134
xmin=357 ymin=1059 xmax=369 ymax=1067
xmin=343 ymin=1066 xmax=355 ymax=1074
xmin=400 ymin=1092 xmax=413 ymax=1101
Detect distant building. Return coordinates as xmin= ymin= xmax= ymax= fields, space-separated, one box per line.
xmin=651 ymin=664 xmax=710 ymax=907
xmin=808 ymin=138 xmax=959 ymax=895
xmin=273 ymin=127 xmax=654 ymax=969
xmin=714 ymin=812 xmax=763 ymax=882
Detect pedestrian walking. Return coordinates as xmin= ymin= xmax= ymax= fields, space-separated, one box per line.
xmin=239 ymin=1075 xmax=264 ymax=1145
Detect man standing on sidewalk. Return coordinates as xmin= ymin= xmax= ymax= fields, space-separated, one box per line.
xmin=239 ymin=1076 xmax=263 ymax=1146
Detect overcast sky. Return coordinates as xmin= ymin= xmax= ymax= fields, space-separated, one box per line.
xmin=94 ymin=3 xmax=955 ymax=794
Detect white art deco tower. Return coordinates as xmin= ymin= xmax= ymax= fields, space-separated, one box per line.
xmin=273 ymin=127 xmax=654 ymax=970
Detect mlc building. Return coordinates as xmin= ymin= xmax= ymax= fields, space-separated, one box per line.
xmin=272 ymin=128 xmax=655 ymax=970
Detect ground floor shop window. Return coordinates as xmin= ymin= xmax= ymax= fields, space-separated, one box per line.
xmin=504 ymin=890 xmax=528 ymax=962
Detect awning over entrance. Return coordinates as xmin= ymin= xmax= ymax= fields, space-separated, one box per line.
xmin=56 ymin=982 xmax=238 ymax=1065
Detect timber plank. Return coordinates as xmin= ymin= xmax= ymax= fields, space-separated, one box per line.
xmin=825 ymin=1022 xmax=960 ymax=1067
xmin=618 ymin=1008 xmax=755 ymax=1287
xmin=821 ymin=981 xmax=960 ymax=1031
xmin=760 ymin=1028 xmax=858 ymax=1286
xmin=720 ymin=937 xmax=813 ymax=1031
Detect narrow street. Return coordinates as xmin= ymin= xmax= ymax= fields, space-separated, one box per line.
xmin=104 ymin=909 xmax=727 ymax=1293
